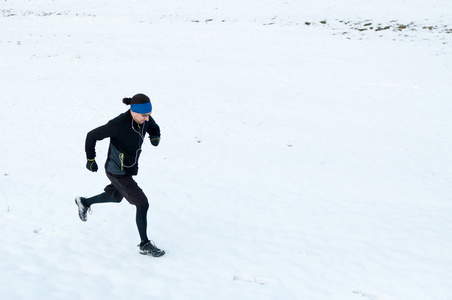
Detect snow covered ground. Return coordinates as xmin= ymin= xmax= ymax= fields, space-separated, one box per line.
xmin=1 ymin=0 xmax=451 ymax=299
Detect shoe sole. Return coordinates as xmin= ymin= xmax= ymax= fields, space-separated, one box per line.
xmin=140 ymin=250 xmax=166 ymax=257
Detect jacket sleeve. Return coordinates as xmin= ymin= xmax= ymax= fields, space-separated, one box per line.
xmin=85 ymin=122 xmax=115 ymax=159
xmin=147 ymin=116 xmax=160 ymax=136
xmin=147 ymin=116 xmax=161 ymax=146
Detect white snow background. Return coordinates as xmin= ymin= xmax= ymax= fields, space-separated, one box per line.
xmin=1 ymin=0 xmax=451 ymax=299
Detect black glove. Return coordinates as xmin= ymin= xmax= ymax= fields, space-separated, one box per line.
xmin=150 ymin=135 xmax=160 ymax=146
xmin=86 ymin=159 xmax=98 ymax=172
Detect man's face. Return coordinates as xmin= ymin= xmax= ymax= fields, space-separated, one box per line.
xmin=131 ymin=110 xmax=151 ymax=124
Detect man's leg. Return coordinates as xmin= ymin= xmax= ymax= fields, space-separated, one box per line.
xmin=75 ymin=184 xmax=123 ymax=221
xmin=105 ymin=172 xmax=165 ymax=256
xmin=83 ymin=186 xmax=123 ymax=207
xmin=136 ymin=202 xmax=150 ymax=243
xmin=106 ymin=172 xmax=150 ymax=242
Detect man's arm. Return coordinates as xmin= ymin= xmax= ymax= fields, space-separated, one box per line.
xmin=147 ymin=116 xmax=161 ymax=146
xmin=85 ymin=122 xmax=114 ymax=159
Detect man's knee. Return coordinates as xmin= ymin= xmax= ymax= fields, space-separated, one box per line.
xmin=110 ymin=190 xmax=123 ymax=203
xmin=137 ymin=201 xmax=149 ymax=211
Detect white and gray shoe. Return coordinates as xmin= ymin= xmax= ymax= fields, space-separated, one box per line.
xmin=139 ymin=241 xmax=165 ymax=257
xmin=75 ymin=197 xmax=91 ymax=222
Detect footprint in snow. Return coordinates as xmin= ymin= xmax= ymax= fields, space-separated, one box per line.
xmin=33 ymin=227 xmax=68 ymax=237
xmin=353 ymin=290 xmax=395 ymax=300
xmin=232 ymin=274 xmax=276 ymax=286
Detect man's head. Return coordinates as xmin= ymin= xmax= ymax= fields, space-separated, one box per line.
xmin=123 ymin=93 xmax=152 ymax=124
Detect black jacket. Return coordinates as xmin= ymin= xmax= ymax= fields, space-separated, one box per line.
xmin=85 ymin=110 xmax=160 ymax=176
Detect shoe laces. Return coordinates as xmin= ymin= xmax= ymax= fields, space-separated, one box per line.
xmin=140 ymin=240 xmax=161 ymax=251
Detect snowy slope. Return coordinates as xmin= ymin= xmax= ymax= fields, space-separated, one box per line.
xmin=1 ymin=0 xmax=451 ymax=299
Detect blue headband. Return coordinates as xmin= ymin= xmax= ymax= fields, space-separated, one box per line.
xmin=131 ymin=102 xmax=152 ymax=114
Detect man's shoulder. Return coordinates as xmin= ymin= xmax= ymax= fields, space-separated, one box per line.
xmin=108 ymin=110 xmax=131 ymax=124
xmin=148 ymin=115 xmax=158 ymax=126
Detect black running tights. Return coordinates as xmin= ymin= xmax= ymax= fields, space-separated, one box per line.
xmin=84 ymin=180 xmax=150 ymax=243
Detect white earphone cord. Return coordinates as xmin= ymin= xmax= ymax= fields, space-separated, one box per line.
xmin=120 ymin=118 xmax=146 ymax=168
